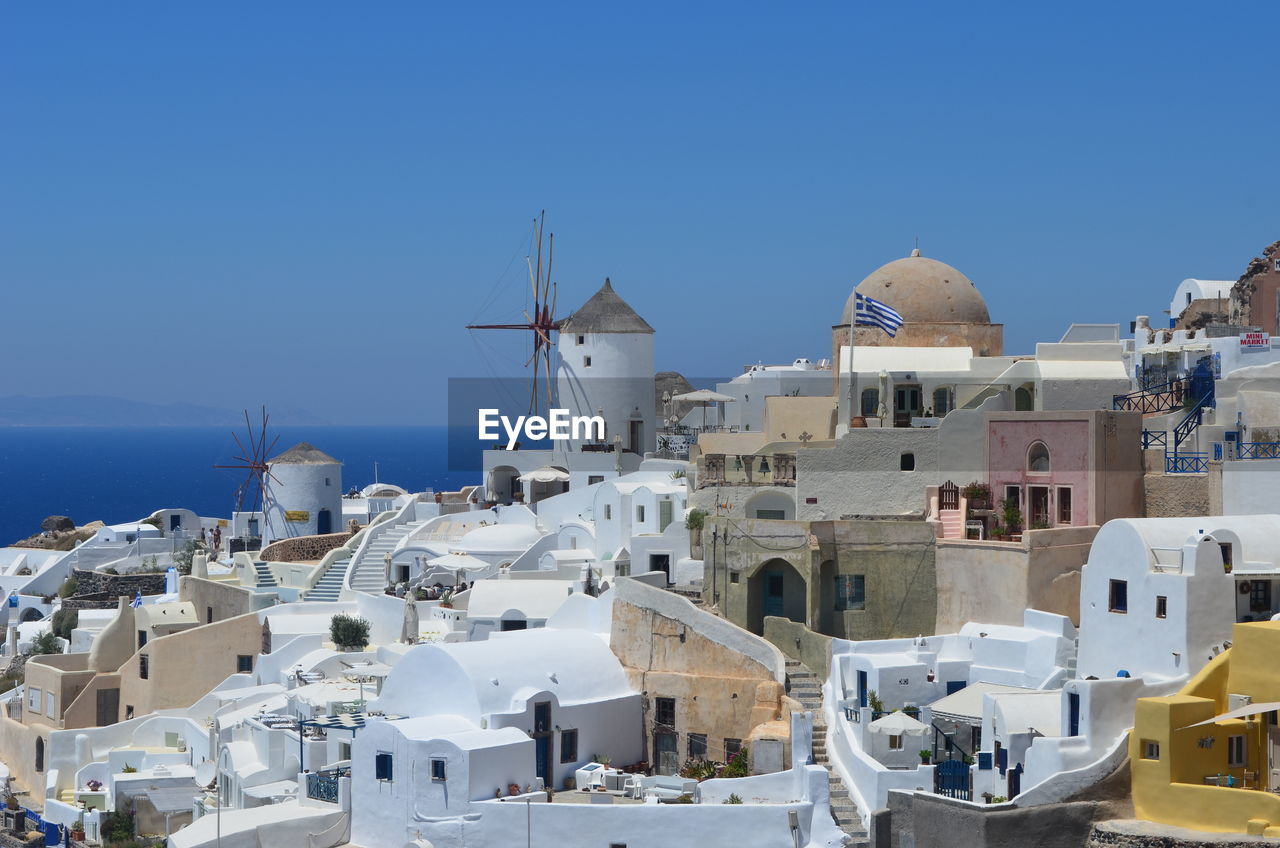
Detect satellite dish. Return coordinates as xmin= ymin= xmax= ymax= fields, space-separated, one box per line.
xmin=195 ymin=761 xmax=216 ymax=787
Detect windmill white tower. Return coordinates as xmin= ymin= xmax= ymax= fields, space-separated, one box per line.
xmin=556 ymin=278 xmax=655 ymax=455
xmin=262 ymin=442 xmax=343 ymax=545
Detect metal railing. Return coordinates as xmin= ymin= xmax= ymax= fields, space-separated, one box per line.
xmin=1142 ymin=430 xmax=1168 ymax=449
xmin=1113 ymin=381 xmax=1182 ymax=414
xmin=1167 ymin=452 xmax=1209 ymax=474
xmin=1238 ymin=442 xmax=1280 ymax=460
xmin=306 ymin=772 xmax=340 ymax=804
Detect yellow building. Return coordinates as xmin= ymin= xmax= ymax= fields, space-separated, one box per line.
xmin=1132 ymin=619 xmax=1280 ymax=836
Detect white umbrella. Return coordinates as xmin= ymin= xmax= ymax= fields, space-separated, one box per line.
xmin=671 ymin=389 xmax=736 ymax=430
xmin=427 ymin=552 xmax=490 ymax=572
xmin=517 ymin=466 xmax=570 ymax=483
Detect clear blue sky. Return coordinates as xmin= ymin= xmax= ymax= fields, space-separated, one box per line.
xmin=2 ymin=2 xmax=1276 ymax=424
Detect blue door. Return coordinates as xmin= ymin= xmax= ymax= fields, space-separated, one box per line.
xmin=535 ymin=735 xmax=550 ymax=788
xmin=764 ymin=574 xmax=785 ymax=617
xmin=317 ymin=509 xmax=332 ymax=535
xmin=947 ymin=680 xmax=967 ymax=695
xmin=1068 ymin=692 xmax=1080 ymax=737
xmin=857 ymin=670 xmax=868 ymax=708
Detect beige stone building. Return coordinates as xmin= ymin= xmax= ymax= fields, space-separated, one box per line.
xmin=609 ymin=579 xmax=796 ymax=774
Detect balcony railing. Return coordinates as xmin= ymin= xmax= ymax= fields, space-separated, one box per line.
xmin=1166 ymin=452 xmax=1209 ymax=474
xmin=306 ymin=772 xmax=341 ymax=804
xmin=1238 ymin=442 xmax=1280 ymax=460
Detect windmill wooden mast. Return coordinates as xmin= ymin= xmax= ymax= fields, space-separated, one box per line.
xmin=466 ymin=211 xmax=560 ymax=416
xmin=215 ymin=406 xmax=282 ymax=522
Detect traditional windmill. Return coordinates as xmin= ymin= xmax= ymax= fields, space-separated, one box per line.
xmin=215 ymin=407 xmax=281 ymax=518
xmin=466 ymin=211 xmax=561 ymax=416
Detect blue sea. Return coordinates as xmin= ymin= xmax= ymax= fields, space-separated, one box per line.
xmin=0 ymin=426 xmax=481 ymax=546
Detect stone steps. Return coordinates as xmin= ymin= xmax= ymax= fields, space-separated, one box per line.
xmin=785 ymin=659 xmax=867 ymax=843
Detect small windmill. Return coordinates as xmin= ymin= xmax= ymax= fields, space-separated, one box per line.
xmin=466 ymin=211 xmax=561 ymax=416
xmin=215 ymin=407 xmax=282 ymax=516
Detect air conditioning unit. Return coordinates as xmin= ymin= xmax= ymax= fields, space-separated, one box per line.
xmin=1228 ymin=693 xmax=1253 ymax=712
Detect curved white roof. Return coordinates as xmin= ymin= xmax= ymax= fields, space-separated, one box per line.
xmin=456 ymin=523 xmax=543 ymax=554
xmin=373 ymin=628 xmax=633 ymax=720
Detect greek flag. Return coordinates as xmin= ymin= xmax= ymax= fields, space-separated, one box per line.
xmin=853 ymin=293 xmax=904 ymax=337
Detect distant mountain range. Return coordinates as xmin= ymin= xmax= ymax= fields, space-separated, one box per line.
xmin=0 ymin=395 xmax=327 ymax=427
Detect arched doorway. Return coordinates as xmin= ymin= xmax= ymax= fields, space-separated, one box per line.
xmin=1015 ymin=384 xmax=1034 ymax=412
xmin=747 ymin=558 xmax=807 ymax=635
xmin=488 ymin=466 xmax=521 ymax=504
xmin=317 ymin=508 xmax=332 ymax=535
xmin=35 ymin=736 xmax=44 ymax=773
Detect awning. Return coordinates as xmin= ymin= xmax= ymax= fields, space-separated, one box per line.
xmin=928 ymin=683 xmax=1038 ymax=723
xmin=241 ymin=779 xmax=298 ymax=800
xmin=142 ymin=784 xmax=203 ymax=813
xmin=1181 ymin=701 xmax=1280 ymax=729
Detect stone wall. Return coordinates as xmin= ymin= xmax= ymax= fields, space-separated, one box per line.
xmin=1086 ymin=821 xmax=1270 ymax=848
xmin=1144 ymin=472 xmax=1210 ymax=517
xmin=71 ymin=569 xmax=166 ymax=599
xmin=260 ymin=531 xmax=354 ymax=563
xmin=763 ymin=615 xmax=833 ymax=680
xmin=872 ymin=791 xmax=1102 ymax=848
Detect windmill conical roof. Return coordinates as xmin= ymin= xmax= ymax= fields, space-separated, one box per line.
xmin=559 ymin=278 xmax=654 ymax=335
xmin=268 ymin=442 xmax=340 ymax=465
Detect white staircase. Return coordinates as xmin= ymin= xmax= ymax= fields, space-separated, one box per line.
xmin=303 ymin=555 xmax=351 ymax=602
xmin=346 ymin=519 xmax=430 ymax=594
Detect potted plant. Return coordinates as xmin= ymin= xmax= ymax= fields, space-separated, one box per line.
xmin=71 ymin=819 xmax=85 ymax=841
xmin=86 ymin=779 xmax=102 ymax=792
xmin=1000 ymin=497 xmax=1023 ymax=538
xmin=919 ymin=749 xmax=932 ymax=765
xmin=962 ymin=482 xmax=992 ymax=511
xmin=507 ymin=782 xmax=521 ymax=797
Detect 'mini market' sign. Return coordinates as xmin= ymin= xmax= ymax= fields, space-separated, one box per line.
xmin=1240 ymin=331 xmax=1271 ymax=351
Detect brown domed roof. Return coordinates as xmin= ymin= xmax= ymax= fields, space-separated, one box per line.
xmin=842 ymin=250 xmax=991 ymax=326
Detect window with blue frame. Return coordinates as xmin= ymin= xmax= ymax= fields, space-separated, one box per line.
xmin=375 ymin=752 xmax=393 ymax=781
xmin=836 ymin=575 xmax=865 ymax=611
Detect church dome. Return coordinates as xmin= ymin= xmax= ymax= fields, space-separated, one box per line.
xmin=842 ymin=250 xmax=991 ymax=326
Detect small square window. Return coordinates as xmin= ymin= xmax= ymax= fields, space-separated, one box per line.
xmin=576 ymin=335 xmax=585 ymax=346
xmin=688 ymin=733 xmax=707 ymax=760
xmin=430 ymin=758 xmax=447 ymax=781
xmin=724 ymin=738 xmax=742 ymax=761
xmin=1156 ymin=596 xmax=1167 ymax=619
xmin=655 ymin=697 xmax=676 ymax=727
xmin=560 ymin=729 xmax=579 ymax=763
xmin=889 ymin=734 xmax=904 ymax=751
xmin=1109 ymin=579 xmax=1128 ymax=613
xmin=375 ymin=751 xmax=393 ymax=781
xmin=637 ymin=505 xmax=646 ymax=523
xmin=730 ymin=572 xmax=740 ymax=584
xmin=900 ymin=453 xmax=915 ymax=472
xmin=325 ymin=477 xmax=331 ymax=486
xmin=588 ymin=475 xmax=604 ymax=485
xmin=237 ymin=655 xmax=253 ymax=673
xmin=138 ymin=655 xmax=149 ymax=679
xmin=584 ymin=356 xmax=592 ymax=368
xmin=1141 ymin=740 xmax=1160 ymax=760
